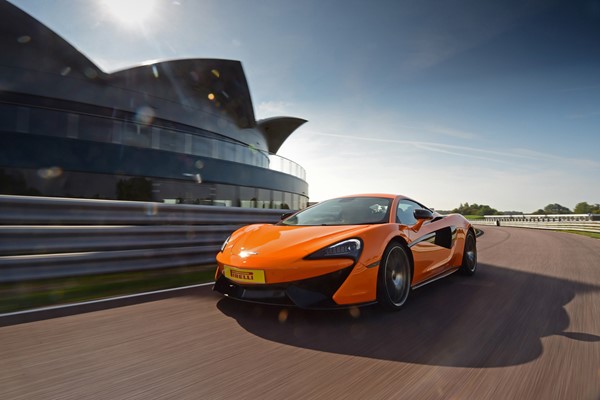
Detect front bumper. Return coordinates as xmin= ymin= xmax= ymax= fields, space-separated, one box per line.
xmin=213 ymin=266 xmax=354 ymax=309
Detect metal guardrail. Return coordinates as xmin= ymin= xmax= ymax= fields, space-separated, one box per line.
xmin=482 ymin=214 xmax=599 ymax=222
xmin=473 ymin=219 xmax=600 ymax=233
xmin=0 ymin=225 xmax=240 ymax=256
xmin=0 ymin=195 xmax=288 ymax=282
xmin=0 ymin=195 xmax=288 ymax=225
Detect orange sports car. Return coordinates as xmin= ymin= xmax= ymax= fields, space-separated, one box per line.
xmin=214 ymin=194 xmax=477 ymax=310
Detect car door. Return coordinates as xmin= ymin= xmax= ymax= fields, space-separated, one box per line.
xmin=396 ymin=199 xmax=454 ymax=284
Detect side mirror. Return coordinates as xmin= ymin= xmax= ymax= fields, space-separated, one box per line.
xmin=410 ymin=208 xmax=433 ymax=232
xmin=414 ymin=208 xmax=433 ymax=220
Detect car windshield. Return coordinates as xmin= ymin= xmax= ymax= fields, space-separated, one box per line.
xmin=280 ymin=197 xmax=391 ymax=226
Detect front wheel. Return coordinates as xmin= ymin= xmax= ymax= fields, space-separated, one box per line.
xmin=459 ymin=230 xmax=477 ymax=275
xmin=377 ymin=242 xmax=412 ymax=311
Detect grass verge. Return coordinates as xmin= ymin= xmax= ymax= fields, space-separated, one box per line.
xmin=559 ymin=230 xmax=600 ymax=240
xmin=464 ymin=215 xmax=485 ymax=221
xmin=0 ymin=265 xmax=216 ymax=314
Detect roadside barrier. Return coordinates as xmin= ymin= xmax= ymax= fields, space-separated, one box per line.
xmin=473 ymin=218 xmax=600 ymax=233
xmin=482 ymin=214 xmax=598 ymax=223
xmin=0 ymin=195 xmax=287 ymax=282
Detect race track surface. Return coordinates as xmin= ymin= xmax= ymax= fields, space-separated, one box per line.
xmin=1 ymin=227 xmax=600 ymax=399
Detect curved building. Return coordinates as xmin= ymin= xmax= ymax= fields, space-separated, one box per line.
xmin=0 ymin=0 xmax=308 ymax=209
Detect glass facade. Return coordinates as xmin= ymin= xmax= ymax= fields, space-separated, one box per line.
xmin=0 ymin=100 xmax=308 ymax=209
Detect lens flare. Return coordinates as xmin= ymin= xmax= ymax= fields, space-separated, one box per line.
xmin=37 ymin=166 xmax=63 ymax=179
xmin=278 ymin=309 xmax=289 ymax=323
xmin=135 ymin=106 xmax=155 ymax=125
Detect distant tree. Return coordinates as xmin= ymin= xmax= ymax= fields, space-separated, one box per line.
xmin=542 ymin=203 xmax=571 ymax=214
xmin=531 ymin=209 xmax=545 ymax=215
xmin=574 ymin=201 xmax=600 ymax=214
xmin=574 ymin=202 xmax=591 ymax=214
xmin=452 ymin=202 xmax=499 ymax=216
xmin=478 ymin=204 xmax=498 ymax=216
xmin=501 ymin=211 xmax=524 ymax=215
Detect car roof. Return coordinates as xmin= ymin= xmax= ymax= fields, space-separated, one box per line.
xmin=337 ymin=193 xmax=404 ymax=200
xmin=333 ymin=194 xmax=428 ymax=208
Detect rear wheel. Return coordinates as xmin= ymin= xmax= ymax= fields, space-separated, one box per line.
xmin=377 ymin=242 xmax=412 ymax=311
xmin=459 ymin=230 xmax=477 ymax=275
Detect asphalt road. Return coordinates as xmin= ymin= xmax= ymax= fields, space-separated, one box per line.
xmin=1 ymin=227 xmax=599 ymax=399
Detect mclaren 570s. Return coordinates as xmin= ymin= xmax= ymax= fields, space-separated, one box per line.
xmin=214 ymin=194 xmax=477 ymax=310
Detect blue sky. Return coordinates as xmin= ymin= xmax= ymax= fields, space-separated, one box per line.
xmin=10 ymin=0 xmax=600 ymax=211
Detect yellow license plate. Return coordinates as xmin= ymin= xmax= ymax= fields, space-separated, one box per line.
xmin=224 ymin=266 xmax=266 ymax=284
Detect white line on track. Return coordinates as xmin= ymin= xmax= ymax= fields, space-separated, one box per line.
xmin=0 ymin=282 xmax=215 ymax=318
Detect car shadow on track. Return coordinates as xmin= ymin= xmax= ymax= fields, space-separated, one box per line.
xmin=217 ymin=263 xmax=600 ymax=368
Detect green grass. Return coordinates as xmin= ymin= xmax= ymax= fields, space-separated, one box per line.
xmin=0 ymin=265 xmax=216 ymax=314
xmin=463 ymin=215 xmax=485 ymax=220
xmin=559 ymin=230 xmax=600 ymax=240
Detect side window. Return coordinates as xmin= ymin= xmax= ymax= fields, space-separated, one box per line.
xmin=396 ymin=199 xmax=423 ymax=225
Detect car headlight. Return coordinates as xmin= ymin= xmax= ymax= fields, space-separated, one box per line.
xmin=306 ymin=238 xmax=362 ymax=261
xmin=220 ymin=235 xmax=231 ymax=252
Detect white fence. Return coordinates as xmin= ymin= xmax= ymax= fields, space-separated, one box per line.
xmin=474 ymin=214 xmax=600 ymax=233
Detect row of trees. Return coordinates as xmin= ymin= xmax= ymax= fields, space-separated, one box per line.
xmin=573 ymin=202 xmax=600 ymax=214
xmin=531 ymin=202 xmax=600 ymax=215
xmin=451 ymin=203 xmax=500 ymax=216
xmin=449 ymin=201 xmax=600 ymax=216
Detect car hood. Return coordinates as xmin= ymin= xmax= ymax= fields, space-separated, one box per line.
xmin=225 ymin=223 xmax=374 ymax=261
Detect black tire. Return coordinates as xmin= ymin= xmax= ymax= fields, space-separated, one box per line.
xmin=459 ymin=230 xmax=477 ymax=276
xmin=377 ymin=242 xmax=412 ymax=311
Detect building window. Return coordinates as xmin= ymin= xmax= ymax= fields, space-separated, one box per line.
xmin=29 ymin=108 xmax=68 ymax=137
xmin=16 ymin=107 xmax=29 ymax=133
xmin=184 ymin=133 xmax=192 ymax=154
xmin=239 ymin=186 xmax=257 ymax=208
xmin=299 ymin=196 xmax=308 ymax=210
xmin=0 ymin=103 xmax=18 ymax=132
xmin=159 ymin=129 xmax=185 ymax=152
xmin=283 ymin=192 xmax=292 ymax=210
xmin=219 ymin=140 xmax=236 ymax=162
xmin=214 ymin=184 xmax=235 ymax=207
xmin=67 ymin=114 xmax=78 ymax=138
xmin=272 ymin=190 xmax=283 ymax=209
xmin=79 ymin=115 xmax=113 ymax=143
xmin=191 ymin=135 xmax=214 ymax=157
xmin=112 ymin=120 xmax=123 ymax=144
xmin=122 ymin=122 xmax=151 ymax=147
xmin=257 ymin=188 xmax=271 ymax=208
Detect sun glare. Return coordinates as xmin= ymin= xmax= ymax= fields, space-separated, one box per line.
xmin=102 ymin=0 xmax=157 ymax=27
